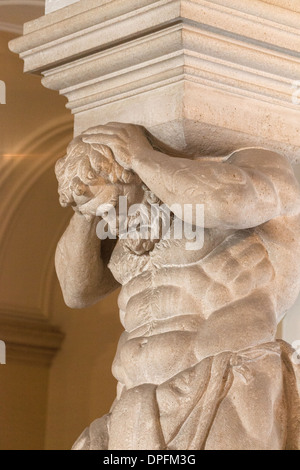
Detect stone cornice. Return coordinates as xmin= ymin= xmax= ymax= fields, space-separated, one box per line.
xmin=10 ymin=0 xmax=300 ymax=72
xmin=8 ymin=0 xmax=300 ymax=161
xmin=0 ymin=313 xmax=64 ymax=366
xmin=41 ymin=23 xmax=300 ymax=114
xmin=9 ymin=0 xmax=300 ymax=115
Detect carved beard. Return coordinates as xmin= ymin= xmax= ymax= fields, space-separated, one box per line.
xmin=123 ymin=237 xmax=158 ymax=256
xmin=120 ymin=188 xmax=170 ymax=256
xmin=120 ymin=203 xmax=159 ymax=256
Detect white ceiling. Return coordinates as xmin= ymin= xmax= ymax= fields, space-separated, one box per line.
xmin=0 ymin=0 xmax=45 ymax=35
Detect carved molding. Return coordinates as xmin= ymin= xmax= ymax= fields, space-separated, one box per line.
xmin=0 ymin=312 xmax=64 ymax=366
xmin=10 ymin=0 xmax=300 ymax=72
xmin=45 ymin=0 xmax=79 ymax=14
xmin=9 ymin=0 xmax=300 ymax=162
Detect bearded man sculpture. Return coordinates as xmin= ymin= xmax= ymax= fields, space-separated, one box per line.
xmin=55 ymin=123 xmax=300 ymax=450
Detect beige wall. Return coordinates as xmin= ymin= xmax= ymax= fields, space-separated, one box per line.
xmin=0 ymin=28 xmax=71 ymax=450
xmin=0 ymin=360 xmax=49 ymax=450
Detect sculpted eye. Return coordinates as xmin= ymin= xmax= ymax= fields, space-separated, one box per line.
xmin=87 ymin=170 xmax=94 ymax=180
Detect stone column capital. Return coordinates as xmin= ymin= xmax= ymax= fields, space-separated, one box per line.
xmin=9 ymin=0 xmax=300 ymax=160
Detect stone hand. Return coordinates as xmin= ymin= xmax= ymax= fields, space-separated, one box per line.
xmin=56 ymin=132 xmax=127 ymax=222
xmin=81 ymin=122 xmax=153 ymax=170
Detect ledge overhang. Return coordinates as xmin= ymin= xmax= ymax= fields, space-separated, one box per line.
xmin=9 ymin=0 xmax=300 ymax=161
xmin=0 ymin=313 xmax=64 ymax=366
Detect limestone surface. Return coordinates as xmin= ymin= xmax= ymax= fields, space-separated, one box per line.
xmin=55 ymin=123 xmax=300 ymax=450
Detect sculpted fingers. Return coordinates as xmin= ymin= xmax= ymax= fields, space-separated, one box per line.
xmin=82 ymin=133 xmax=124 ymax=146
xmin=82 ymin=124 xmax=122 ymax=135
xmin=83 ymin=122 xmax=132 ymax=137
xmin=83 ymin=136 xmax=129 ymax=168
xmin=106 ymin=122 xmax=147 ymax=136
xmin=83 ymin=123 xmax=147 ymax=141
xmin=81 ymin=123 xmax=151 ymax=170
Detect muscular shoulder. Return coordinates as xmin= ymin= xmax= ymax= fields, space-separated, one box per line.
xmin=228 ymin=148 xmax=300 ymax=216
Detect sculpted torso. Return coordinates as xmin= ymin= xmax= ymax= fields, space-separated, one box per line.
xmin=55 ymin=123 xmax=300 ymax=450
xmin=111 ymin=213 xmax=300 ymax=389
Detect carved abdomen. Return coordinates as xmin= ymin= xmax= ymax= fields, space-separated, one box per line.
xmin=112 ymin=229 xmax=279 ymax=388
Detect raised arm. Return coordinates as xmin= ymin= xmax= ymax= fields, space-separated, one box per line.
xmin=131 ymin=148 xmax=300 ymax=229
xmin=82 ymin=124 xmax=300 ymax=230
xmin=55 ymin=212 xmax=119 ymax=309
xmin=54 ymin=131 xmax=141 ymax=309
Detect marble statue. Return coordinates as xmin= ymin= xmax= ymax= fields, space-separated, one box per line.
xmin=55 ymin=123 xmax=300 ymax=450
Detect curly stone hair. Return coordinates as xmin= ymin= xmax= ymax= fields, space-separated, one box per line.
xmin=55 ymin=136 xmax=140 ymax=208
xmin=55 ymin=131 xmax=170 ymax=254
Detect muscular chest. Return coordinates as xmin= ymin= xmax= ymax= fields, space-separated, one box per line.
xmin=111 ymin=227 xmax=276 ymax=332
xmin=108 ymin=227 xmax=268 ymax=284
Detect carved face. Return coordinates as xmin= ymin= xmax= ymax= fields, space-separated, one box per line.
xmin=72 ymin=181 xmax=120 ymax=218
xmin=55 ymin=136 xmax=141 ymax=217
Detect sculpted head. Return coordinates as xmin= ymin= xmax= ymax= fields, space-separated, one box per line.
xmin=55 ymin=135 xmax=142 ymax=218
xmin=55 ymin=127 xmax=165 ymax=254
